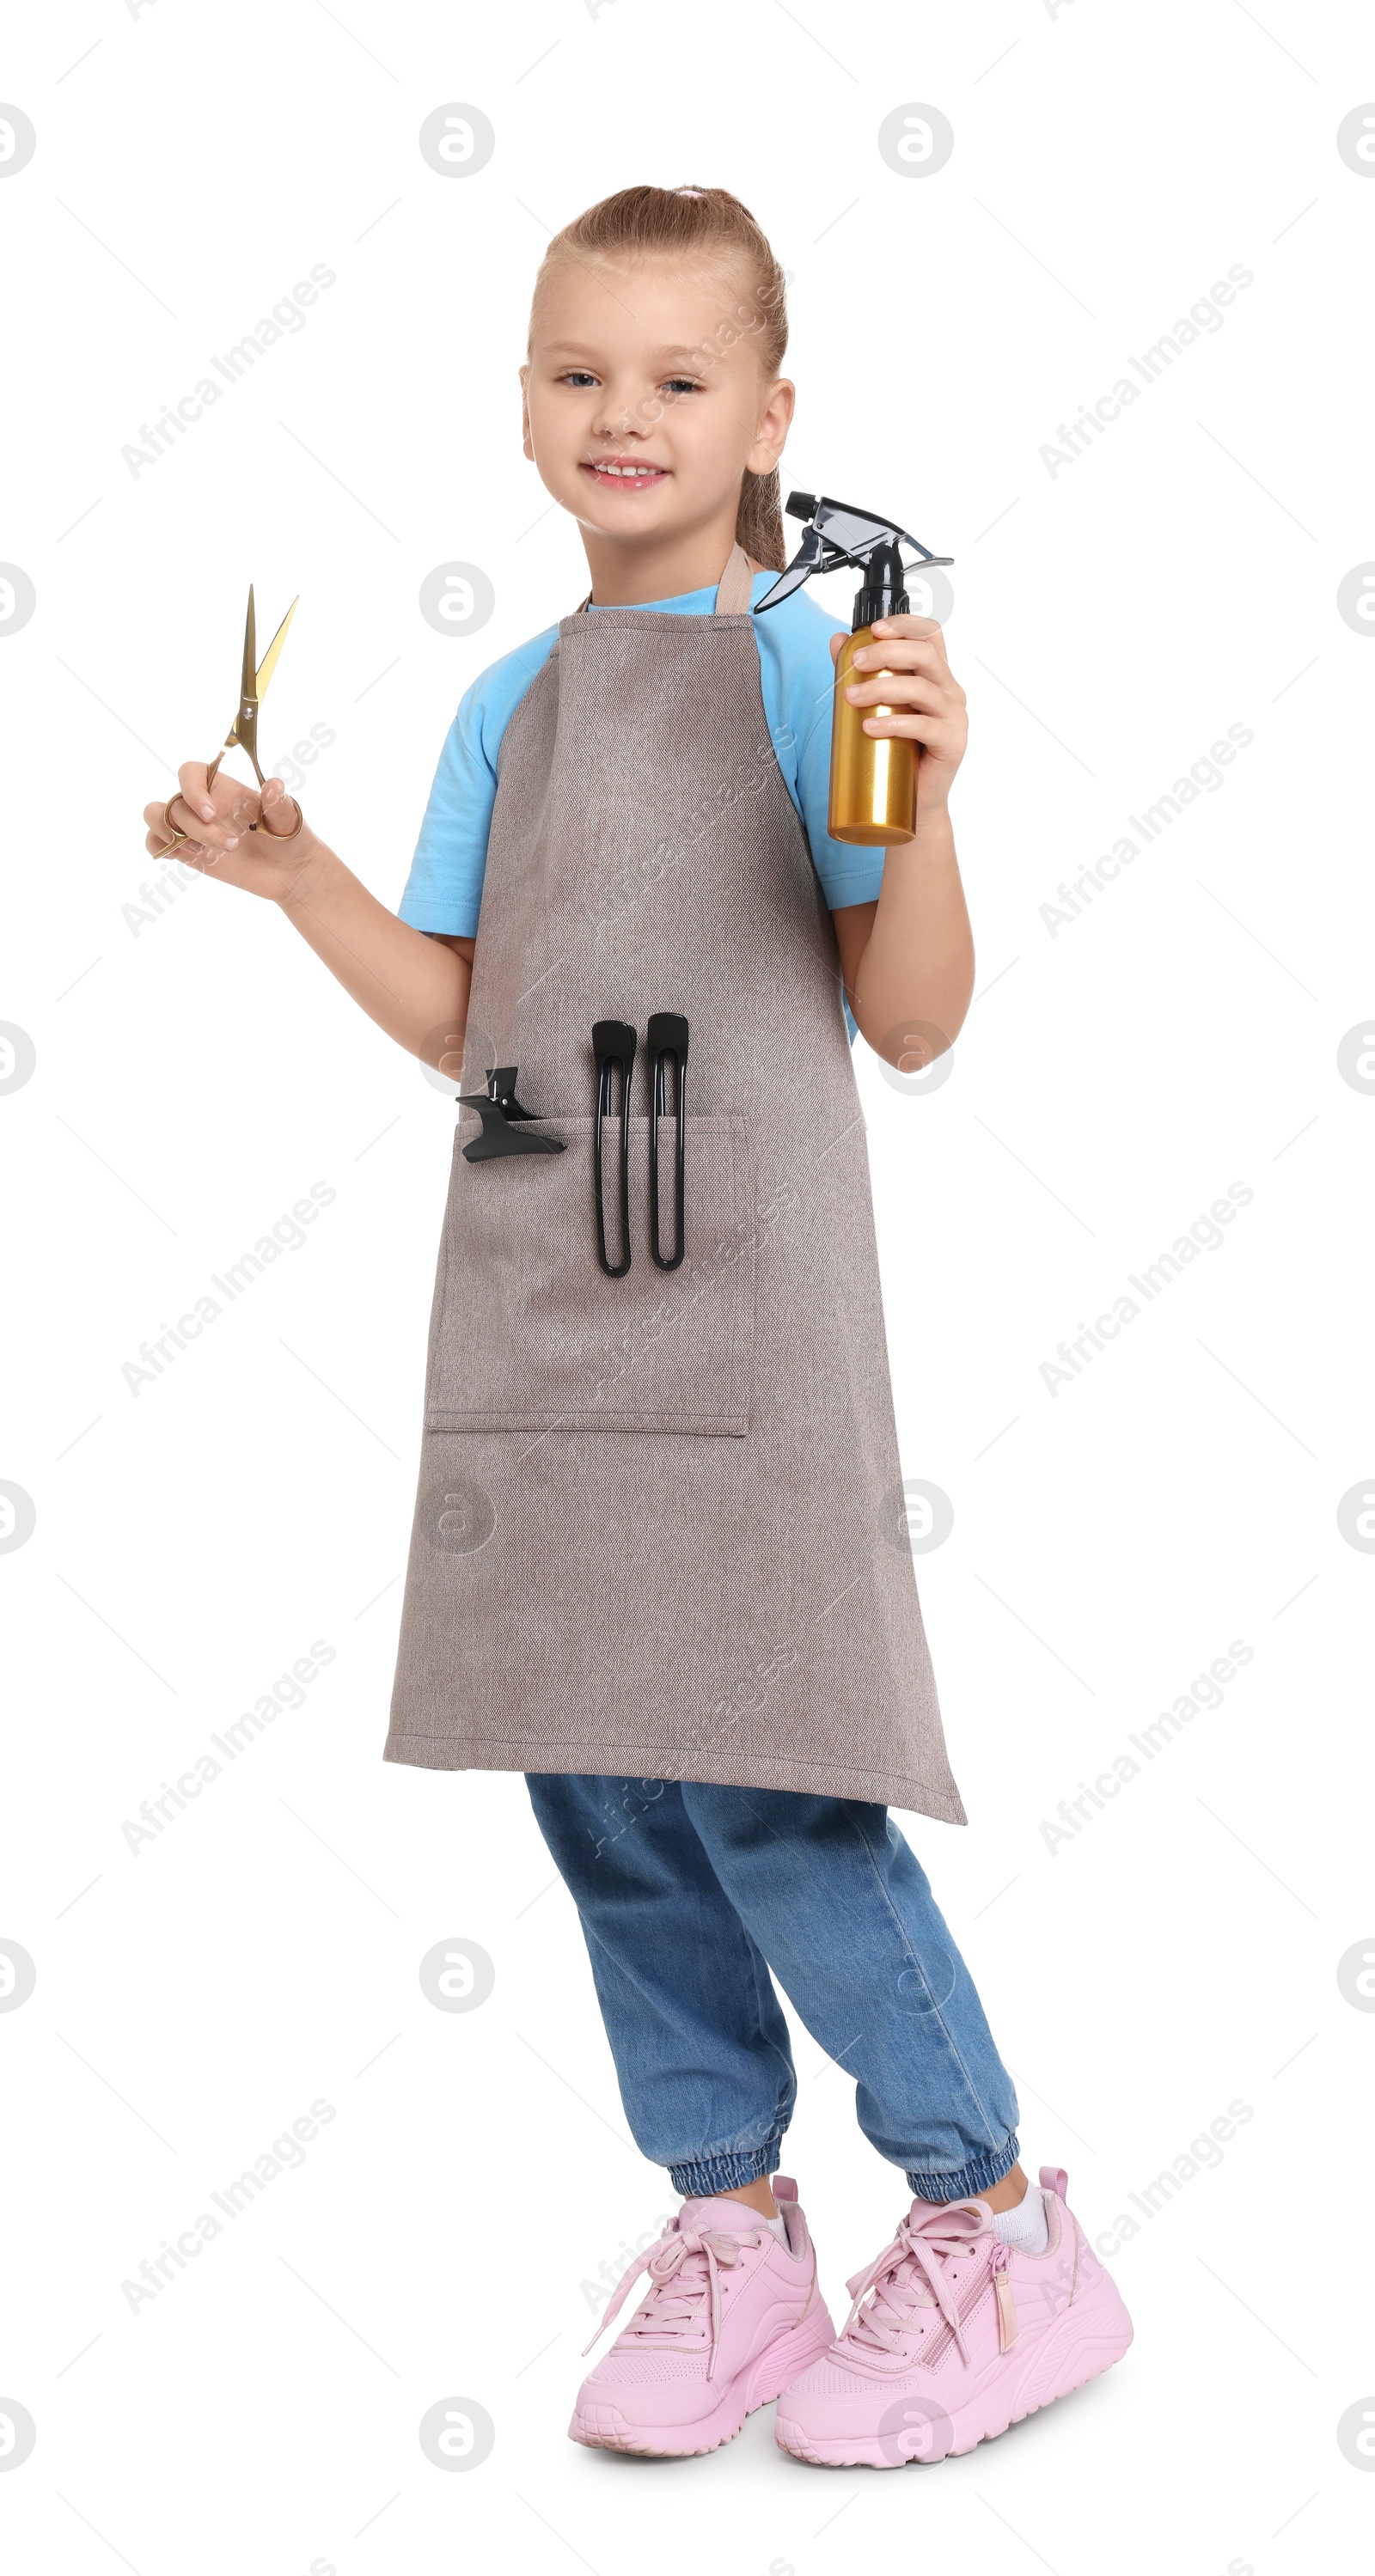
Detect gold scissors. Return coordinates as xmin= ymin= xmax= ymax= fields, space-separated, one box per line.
xmin=162 ymin=584 xmax=302 ymax=851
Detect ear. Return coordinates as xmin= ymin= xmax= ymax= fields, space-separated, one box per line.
xmin=519 ymin=363 xmax=534 ymax=464
xmin=747 ymin=375 xmax=795 ymax=477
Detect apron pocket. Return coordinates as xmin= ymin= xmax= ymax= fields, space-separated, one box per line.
xmin=424 ymin=1114 xmax=755 ymax=1436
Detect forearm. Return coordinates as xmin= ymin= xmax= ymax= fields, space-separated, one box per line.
xmin=278 ymin=839 xmax=470 ymax=1059
xmin=846 ymin=804 xmax=975 ymax=1058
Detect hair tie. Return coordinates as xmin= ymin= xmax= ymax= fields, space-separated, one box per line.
xmin=675 ymin=186 xmax=708 ymax=198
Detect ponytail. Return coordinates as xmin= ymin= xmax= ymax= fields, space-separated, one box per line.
xmin=736 ymin=467 xmax=785 ymax=573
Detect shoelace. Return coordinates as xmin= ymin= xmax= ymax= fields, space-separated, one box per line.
xmin=840 ymin=2200 xmax=1018 ymax=2363
xmin=582 ymin=2222 xmax=760 ymax=2381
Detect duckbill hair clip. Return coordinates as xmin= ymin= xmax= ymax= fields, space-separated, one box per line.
xmin=455 ymin=1066 xmax=565 ymax=1162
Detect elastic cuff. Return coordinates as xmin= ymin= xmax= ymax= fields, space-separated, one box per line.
xmin=668 ymin=2135 xmax=785 ymax=2197
xmin=904 ymin=2132 xmax=1021 ymax=2205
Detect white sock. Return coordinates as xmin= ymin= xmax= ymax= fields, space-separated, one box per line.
xmin=681 ymin=2194 xmax=789 ymax=2243
xmin=990 ymin=2187 xmax=1048 ymax=2255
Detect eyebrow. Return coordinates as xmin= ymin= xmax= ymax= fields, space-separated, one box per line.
xmin=541 ymin=342 xmax=711 ymax=366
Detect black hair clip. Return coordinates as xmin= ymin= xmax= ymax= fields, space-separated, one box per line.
xmin=646 ymin=1013 xmax=688 ymax=1270
xmin=456 ymin=1065 xmax=565 ymax=1162
xmin=591 ymin=1020 xmax=636 ymax=1275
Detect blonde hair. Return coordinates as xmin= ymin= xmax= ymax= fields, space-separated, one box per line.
xmin=529 ymin=184 xmax=790 ymax=571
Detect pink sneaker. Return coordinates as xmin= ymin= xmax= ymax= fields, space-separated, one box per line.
xmin=775 ymin=2167 xmax=1132 ymax=2468
xmin=570 ymin=2176 xmax=837 ymax=2457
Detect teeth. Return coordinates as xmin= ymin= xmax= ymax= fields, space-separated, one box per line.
xmin=596 ymin=463 xmax=663 ymax=478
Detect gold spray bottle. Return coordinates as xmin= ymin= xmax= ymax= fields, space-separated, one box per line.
xmin=754 ymin=493 xmax=954 ymax=847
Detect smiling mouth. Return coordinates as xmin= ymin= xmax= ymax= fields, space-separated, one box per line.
xmin=580 ymin=458 xmax=670 ymax=491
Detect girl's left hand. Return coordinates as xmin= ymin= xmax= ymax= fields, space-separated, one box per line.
xmin=830 ymin=614 xmax=968 ymax=815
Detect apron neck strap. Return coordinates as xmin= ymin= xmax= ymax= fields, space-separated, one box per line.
xmin=714 ymin=542 xmax=755 ymax=614
xmin=572 ymin=542 xmax=756 ymax=619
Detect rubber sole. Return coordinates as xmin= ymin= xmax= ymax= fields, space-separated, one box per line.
xmin=776 ymin=2276 xmax=1134 ymax=2469
xmin=569 ymin=2306 xmax=838 ymax=2458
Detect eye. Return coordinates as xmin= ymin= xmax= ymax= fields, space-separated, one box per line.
xmin=559 ymin=370 xmax=599 ymax=388
xmin=662 ymin=375 xmax=702 ymax=395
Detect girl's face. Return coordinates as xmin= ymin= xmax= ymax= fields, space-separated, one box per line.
xmin=522 ymin=253 xmax=793 ymax=550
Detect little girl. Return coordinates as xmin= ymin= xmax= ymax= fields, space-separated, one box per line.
xmin=144 ymin=183 xmax=1132 ymax=2468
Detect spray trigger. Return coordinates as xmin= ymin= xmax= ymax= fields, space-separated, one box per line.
xmin=753 ymin=491 xmax=953 ymax=613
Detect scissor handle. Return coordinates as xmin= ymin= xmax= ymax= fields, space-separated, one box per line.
xmin=204 ymin=736 xmax=267 ymax=809
xmin=159 ymin=744 xmax=247 ymax=853
xmin=592 ymin=1020 xmax=636 ymax=1277
xmin=205 ymin=740 xmax=266 ymax=787
xmin=647 ymin=1013 xmax=688 ymax=1271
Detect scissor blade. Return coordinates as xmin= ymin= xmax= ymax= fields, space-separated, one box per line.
xmin=254 ymin=596 xmax=298 ymax=703
xmin=241 ymin=585 xmax=257 ymax=711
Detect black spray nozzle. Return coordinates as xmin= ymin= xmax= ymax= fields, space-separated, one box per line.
xmin=853 ymin=540 xmax=908 ymax=631
xmin=754 ymin=491 xmax=953 ymax=629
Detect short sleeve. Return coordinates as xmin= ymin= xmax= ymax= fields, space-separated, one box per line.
xmin=397 ymin=628 xmax=557 ymax=937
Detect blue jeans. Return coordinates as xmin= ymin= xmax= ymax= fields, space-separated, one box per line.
xmin=524 ymin=1774 xmax=1020 ymax=2203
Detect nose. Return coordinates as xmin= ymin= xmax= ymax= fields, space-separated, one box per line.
xmin=590 ymin=385 xmax=645 ymax=444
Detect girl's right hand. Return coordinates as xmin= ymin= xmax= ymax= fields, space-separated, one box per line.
xmin=142 ymin=762 xmax=321 ymax=901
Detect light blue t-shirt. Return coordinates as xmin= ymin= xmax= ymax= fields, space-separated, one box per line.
xmin=398 ymin=571 xmax=887 ymax=943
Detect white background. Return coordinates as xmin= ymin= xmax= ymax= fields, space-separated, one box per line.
xmin=2 ymin=1 xmax=1372 ymax=2569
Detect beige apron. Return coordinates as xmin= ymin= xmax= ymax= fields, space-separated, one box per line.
xmin=383 ymin=546 xmax=966 ymax=1822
